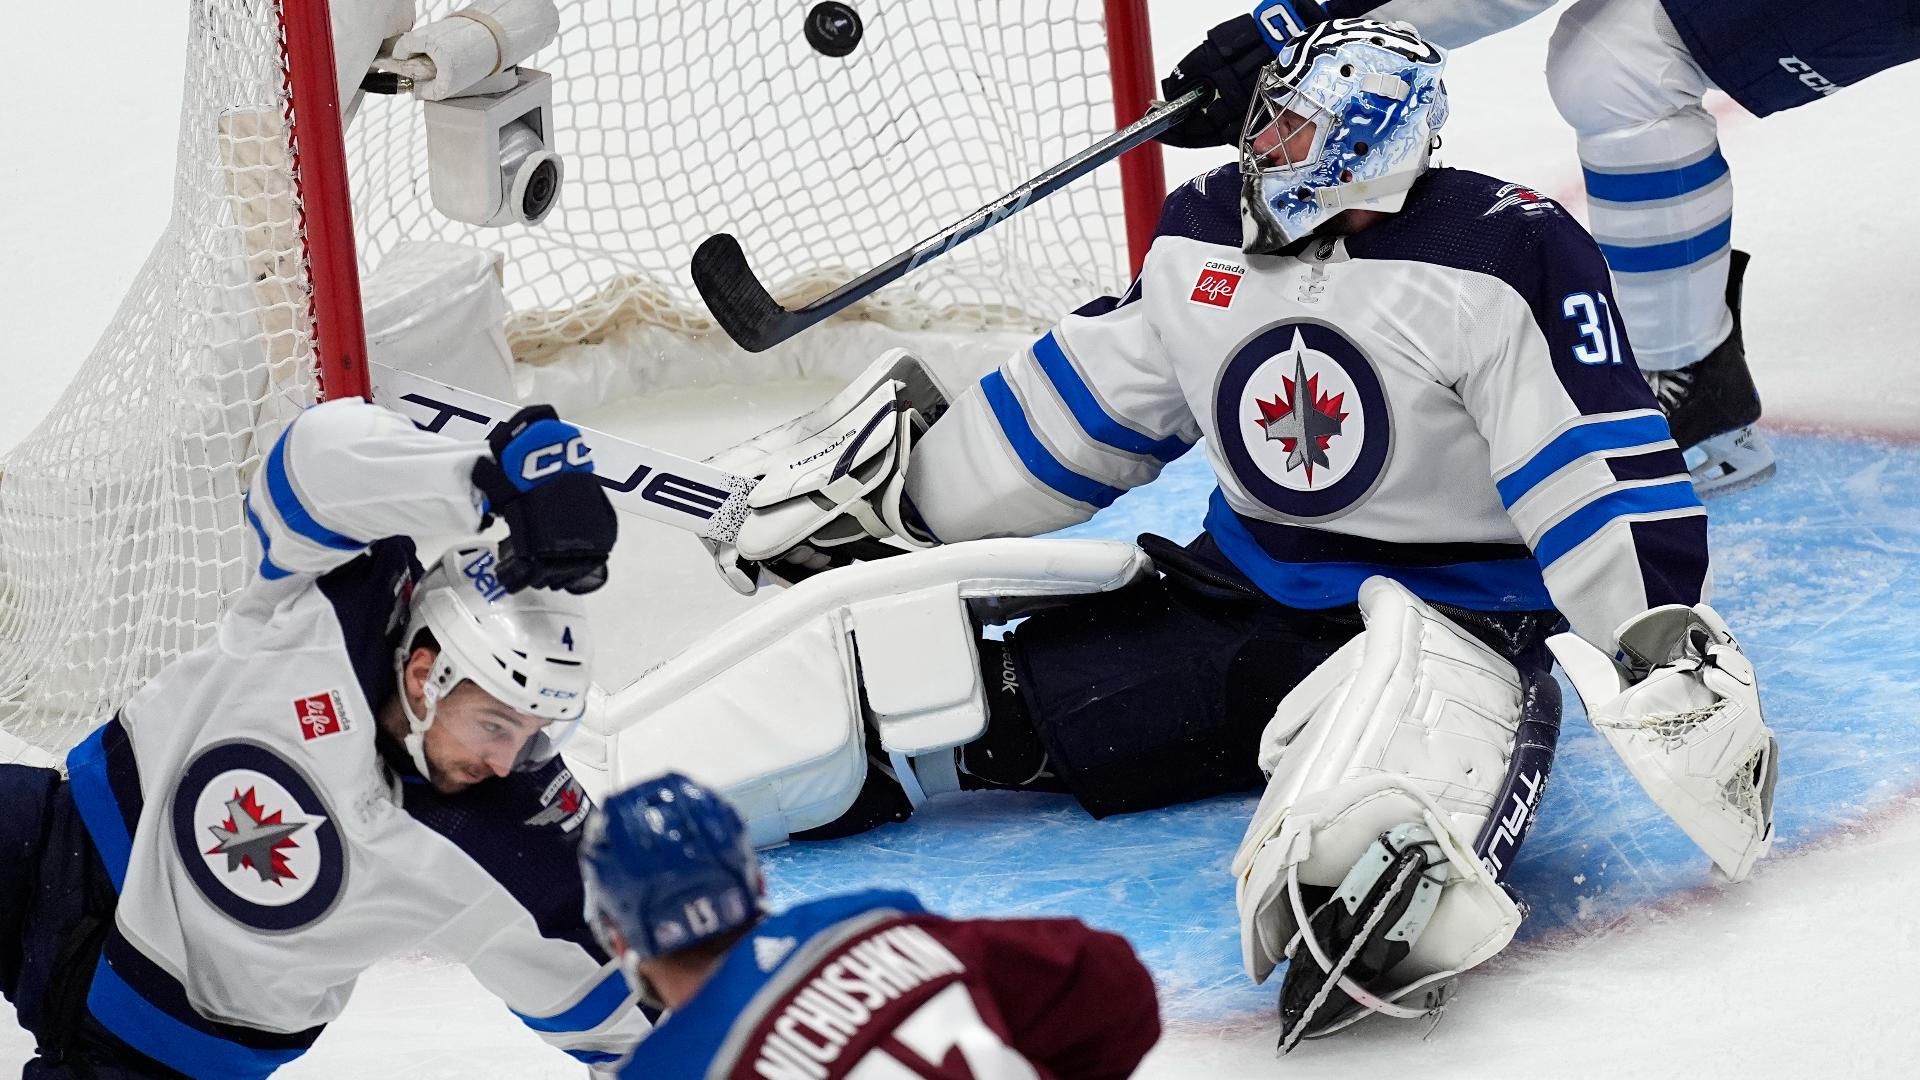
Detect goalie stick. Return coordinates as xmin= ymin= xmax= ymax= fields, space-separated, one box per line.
xmin=691 ymin=89 xmax=1206 ymax=353
xmin=369 ymin=361 xmax=757 ymax=543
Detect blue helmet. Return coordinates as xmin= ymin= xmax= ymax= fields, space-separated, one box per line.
xmin=1239 ymin=19 xmax=1449 ymax=253
xmin=578 ymin=772 xmax=763 ymax=964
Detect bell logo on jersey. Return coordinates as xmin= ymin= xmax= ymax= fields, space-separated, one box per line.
xmin=294 ymin=691 xmax=350 ymax=741
xmin=172 ymin=740 xmax=347 ymax=932
xmin=1191 ymin=260 xmax=1245 ymax=308
xmin=1217 ymin=322 xmax=1393 ymax=521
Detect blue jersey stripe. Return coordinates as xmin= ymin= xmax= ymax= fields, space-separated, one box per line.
xmin=265 ymin=425 xmax=364 ymax=552
xmin=1598 ymin=217 xmax=1733 ymax=274
xmin=1535 ymin=481 xmax=1703 ymax=568
xmin=1496 ymin=413 xmax=1676 ymax=507
xmin=242 ymin=494 xmax=293 ymax=581
xmin=1205 ymin=494 xmax=1554 ymax=611
xmin=1031 ymin=332 xmax=1190 ymax=463
xmin=1582 ymin=149 xmax=1729 ymax=203
xmin=514 ymin=968 xmax=634 ymax=1034
xmin=88 ymin=955 xmax=306 ymax=1080
xmin=66 ymin=722 xmax=134 ymax=893
xmin=981 ymin=372 xmax=1125 ymax=509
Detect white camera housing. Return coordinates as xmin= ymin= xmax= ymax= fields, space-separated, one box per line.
xmin=423 ymin=67 xmax=564 ymax=228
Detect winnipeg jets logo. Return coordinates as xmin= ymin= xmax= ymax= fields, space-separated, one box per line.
xmin=204 ymin=787 xmax=312 ymax=885
xmin=1483 ymin=183 xmax=1555 ymax=218
xmin=1216 ymin=321 xmax=1392 ymax=522
xmin=1255 ymin=353 xmax=1348 ymax=485
xmin=525 ymin=769 xmax=591 ymax=832
xmin=173 ymin=741 xmax=346 ymax=930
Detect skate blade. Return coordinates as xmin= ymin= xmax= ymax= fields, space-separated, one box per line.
xmin=1686 ymin=426 xmax=1776 ymax=496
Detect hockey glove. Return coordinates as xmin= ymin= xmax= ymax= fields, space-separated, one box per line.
xmin=1159 ymin=8 xmax=1315 ymax=149
xmin=1549 ymin=605 xmax=1778 ymax=882
xmin=471 ymin=405 xmax=618 ymax=594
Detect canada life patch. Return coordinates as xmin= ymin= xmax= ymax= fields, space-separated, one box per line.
xmin=1191 ymin=260 xmax=1245 ymax=308
xmin=172 ymin=740 xmax=346 ymax=931
xmin=294 ymin=691 xmax=349 ymax=741
xmin=1215 ymin=320 xmax=1393 ymax=522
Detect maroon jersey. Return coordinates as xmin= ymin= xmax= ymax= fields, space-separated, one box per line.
xmin=621 ymin=889 xmax=1159 ymax=1080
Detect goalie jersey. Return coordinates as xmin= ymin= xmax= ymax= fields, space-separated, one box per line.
xmin=905 ymin=166 xmax=1710 ymax=648
xmin=60 ymin=400 xmax=649 ymax=1077
xmin=617 ymin=890 xmax=1160 ymax=1080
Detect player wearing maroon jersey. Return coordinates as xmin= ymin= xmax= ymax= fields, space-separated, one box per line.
xmin=579 ymin=772 xmax=1161 ymax=1079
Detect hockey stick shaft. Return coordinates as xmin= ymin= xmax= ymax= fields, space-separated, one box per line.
xmin=369 ymin=362 xmax=757 ymax=543
xmin=693 ymin=88 xmax=1206 ymax=353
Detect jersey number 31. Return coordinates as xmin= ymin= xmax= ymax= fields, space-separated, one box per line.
xmin=1562 ymin=291 xmax=1624 ymax=366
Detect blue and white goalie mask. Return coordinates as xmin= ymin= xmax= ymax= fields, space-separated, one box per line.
xmin=1239 ymin=19 xmax=1450 ymax=254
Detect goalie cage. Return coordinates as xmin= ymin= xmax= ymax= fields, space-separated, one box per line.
xmin=0 ymin=0 xmax=1165 ymax=755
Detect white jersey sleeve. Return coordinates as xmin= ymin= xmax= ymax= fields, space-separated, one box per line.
xmin=1449 ymin=208 xmax=1710 ymax=648
xmin=244 ymin=397 xmax=486 ymax=579
xmin=904 ymin=294 xmax=1200 ymax=541
xmin=1287 ymin=1 xmax=1561 ymax=49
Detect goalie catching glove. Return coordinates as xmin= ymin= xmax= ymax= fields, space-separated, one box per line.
xmin=1549 ymin=604 xmax=1778 ymax=882
xmin=702 ymin=350 xmax=958 ymax=595
xmin=471 ymin=404 xmax=618 ymax=594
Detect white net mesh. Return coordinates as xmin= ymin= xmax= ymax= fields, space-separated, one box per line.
xmin=350 ymin=0 xmax=1134 ymax=367
xmin=0 ymin=0 xmax=315 ymax=755
xmin=0 ymin=0 xmax=1142 ymax=755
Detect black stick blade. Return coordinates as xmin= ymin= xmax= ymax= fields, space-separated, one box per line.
xmin=692 ymin=233 xmax=810 ymax=353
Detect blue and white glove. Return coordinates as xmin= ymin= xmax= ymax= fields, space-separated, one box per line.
xmin=1158 ymin=2 xmax=1325 ymax=149
xmin=471 ymin=405 xmax=618 ymax=594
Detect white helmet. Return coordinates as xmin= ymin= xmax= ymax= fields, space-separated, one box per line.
xmin=395 ymin=545 xmax=594 ymax=778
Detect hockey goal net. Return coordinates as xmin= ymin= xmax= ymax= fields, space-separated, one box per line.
xmin=0 ymin=0 xmax=1162 ymax=755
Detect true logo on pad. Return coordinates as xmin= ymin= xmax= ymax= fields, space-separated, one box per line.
xmin=1191 ymin=260 xmax=1245 ymax=308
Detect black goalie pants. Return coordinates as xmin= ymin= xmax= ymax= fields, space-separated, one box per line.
xmin=1002 ymin=532 xmax=1564 ymax=820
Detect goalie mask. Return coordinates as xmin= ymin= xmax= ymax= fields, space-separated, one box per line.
xmin=1239 ymin=19 xmax=1449 ymax=254
xmin=394 ymin=545 xmax=594 ymax=780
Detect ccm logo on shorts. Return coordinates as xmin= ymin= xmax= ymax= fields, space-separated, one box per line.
xmin=1191 ymin=260 xmax=1245 ymax=308
xmin=295 ymin=691 xmax=351 ymax=741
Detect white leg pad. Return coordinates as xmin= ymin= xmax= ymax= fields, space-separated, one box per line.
xmin=600 ymin=539 xmax=1150 ymax=846
xmin=1233 ymin=576 xmax=1528 ymax=989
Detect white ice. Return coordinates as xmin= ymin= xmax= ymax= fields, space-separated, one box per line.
xmin=5 ymin=2 xmax=1919 ymax=1077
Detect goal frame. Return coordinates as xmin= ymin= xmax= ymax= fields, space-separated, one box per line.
xmin=285 ymin=0 xmax=1166 ymax=407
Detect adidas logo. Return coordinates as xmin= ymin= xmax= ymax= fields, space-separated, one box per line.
xmin=754 ymin=935 xmax=797 ymax=972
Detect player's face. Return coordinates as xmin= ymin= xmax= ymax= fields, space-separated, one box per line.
xmin=421 ymin=680 xmax=546 ymax=793
xmin=1248 ymin=107 xmax=1319 ymax=169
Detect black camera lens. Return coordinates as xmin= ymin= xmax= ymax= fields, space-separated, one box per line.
xmin=521 ymin=157 xmax=559 ymax=221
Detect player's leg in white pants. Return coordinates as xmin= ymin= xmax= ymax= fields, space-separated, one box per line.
xmin=1548 ymin=0 xmax=1772 ymax=491
xmin=1548 ymin=0 xmax=1731 ymax=372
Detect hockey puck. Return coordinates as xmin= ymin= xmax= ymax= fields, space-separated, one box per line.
xmin=804 ymin=2 xmax=864 ymax=58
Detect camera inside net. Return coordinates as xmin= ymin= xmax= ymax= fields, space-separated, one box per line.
xmin=423 ymin=67 xmax=564 ymax=228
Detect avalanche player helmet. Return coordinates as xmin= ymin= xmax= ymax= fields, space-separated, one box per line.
xmin=579 ymin=772 xmax=765 ymax=971
xmin=1239 ymin=18 xmax=1449 ymax=253
xmin=395 ymin=544 xmax=594 ymax=779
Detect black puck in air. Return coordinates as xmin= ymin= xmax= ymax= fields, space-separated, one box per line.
xmin=804 ymin=2 xmax=864 ymax=58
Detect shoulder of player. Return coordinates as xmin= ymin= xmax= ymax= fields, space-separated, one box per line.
xmin=1150 ymin=163 xmax=1245 ymax=250
xmin=1349 ymin=168 xmax=1607 ymax=293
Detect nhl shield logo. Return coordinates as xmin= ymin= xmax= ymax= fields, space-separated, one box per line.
xmin=172 ymin=740 xmax=346 ymax=931
xmin=1216 ymin=321 xmax=1392 ymax=521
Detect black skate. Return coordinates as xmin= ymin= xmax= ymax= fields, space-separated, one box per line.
xmin=1276 ymin=823 xmax=1449 ymax=1052
xmin=1645 ymin=249 xmax=1776 ymax=495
